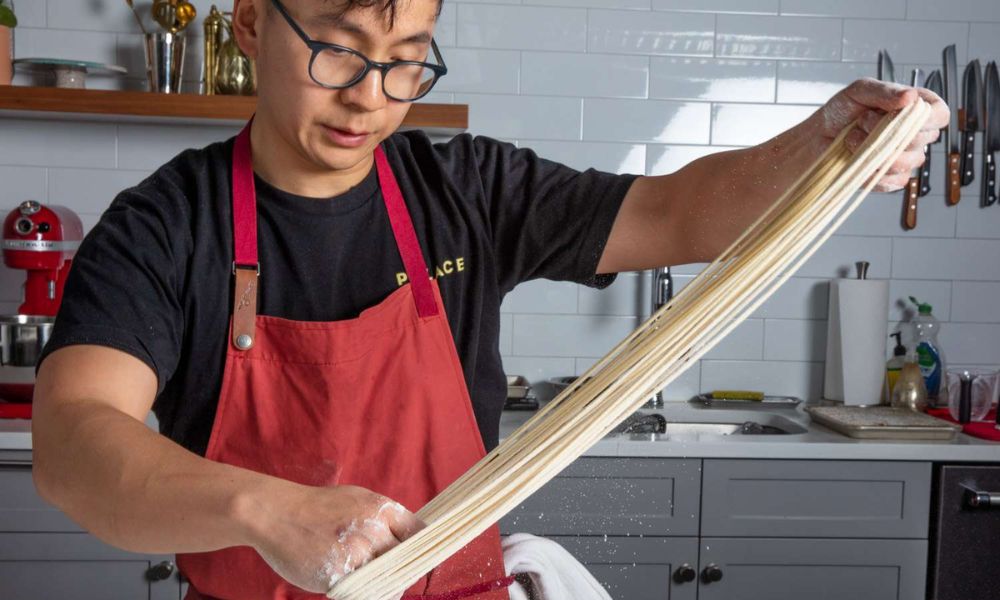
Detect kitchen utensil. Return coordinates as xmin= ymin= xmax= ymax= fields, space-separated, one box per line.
xmin=945 ymin=368 xmax=997 ymax=422
xmin=174 ymin=1 xmax=196 ymax=32
xmin=12 ymin=58 xmax=127 ymax=89
xmin=961 ymin=60 xmax=983 ymax=188
xmin=922 ymin=70 xmax=945 ymax=197
xmin=901 ymin=69 xmax=925 ymax=229
xmin=983 ymin=62 xmax=999 ymax=207
xmin=143 ymin=31 xmax=185 ymax=93
xmin=124 ymin=0 xmax=148 ymax=35
xmin=806 ymin=405 xmax=961 ymax=440
xmin=943 ymin=45 xmax=962 ymax=205
xmin=877 ymin=49 xmax=895 ymax=84
xmin=692 ymin=393 xmax=801 ymax=409
xmin=152 ymin=0 xmax=176 ymax=32
xmin=202 ymin=7 xmax=256 ymax=96
xmin=506 ymin=375 xmax=531 ymax=400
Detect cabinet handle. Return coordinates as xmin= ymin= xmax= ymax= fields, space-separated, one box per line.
xmin=146 ymin=561 xmax=175 ymax=582
xmin=672 ymin=564 xmax=696 ymax=584
xmin=701 ymin=564 xmax=724 ymax=584
xmin=964 ymin=489 xmax=1000 ymax=509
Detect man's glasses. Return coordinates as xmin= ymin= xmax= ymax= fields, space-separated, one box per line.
xmin=269 ymin=0 xmax=447 ymax=102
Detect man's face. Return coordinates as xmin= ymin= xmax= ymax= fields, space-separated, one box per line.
xmin=246 ymin=0 xmax=440 ymax=174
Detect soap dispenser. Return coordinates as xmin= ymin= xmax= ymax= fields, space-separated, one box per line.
xmin=884 ymin=332 xmax=906 ymax=403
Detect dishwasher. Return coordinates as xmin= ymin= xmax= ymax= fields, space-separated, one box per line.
xmin=927 ymin=464 xmax=1000 ymax=599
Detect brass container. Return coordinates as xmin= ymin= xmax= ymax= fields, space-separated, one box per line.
xmin=202 ymin=6 xmax=255 ymax=96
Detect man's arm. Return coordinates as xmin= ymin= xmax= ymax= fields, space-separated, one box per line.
xmin=31 ymin=345 xmax=423 ymax=592
xmin=597 ymin=78 xmax=950 ymax=274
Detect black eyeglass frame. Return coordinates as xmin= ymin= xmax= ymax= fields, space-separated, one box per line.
xmin=269 ymin=0 xmax=448 ymax=102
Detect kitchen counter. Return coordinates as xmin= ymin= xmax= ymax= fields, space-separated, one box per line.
xmin=3 ymin=403 xmax=998 ymax=462
xmin=499 ymin=402 xmax=1000 ymax=462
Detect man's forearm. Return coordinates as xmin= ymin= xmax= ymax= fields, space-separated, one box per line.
xmin=32 ymin=401 xmax=280 ymax=555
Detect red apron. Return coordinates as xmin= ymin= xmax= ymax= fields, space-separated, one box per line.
xmin=175 ymin=123 xmax=510 ymax=600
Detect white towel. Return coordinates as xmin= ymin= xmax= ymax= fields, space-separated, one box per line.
xmin=502 ymin=533 xmax=613 ymax=600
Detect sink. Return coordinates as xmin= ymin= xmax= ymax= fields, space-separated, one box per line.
xmin=605 ymin=406 xmax=808 ymax=438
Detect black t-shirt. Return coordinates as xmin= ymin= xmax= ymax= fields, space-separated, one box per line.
xmin=39 ymin=130 xmax=637 ymax=454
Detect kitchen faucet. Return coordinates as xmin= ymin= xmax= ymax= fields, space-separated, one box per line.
xmin=646 ymin=267 xmax=673 ymax=408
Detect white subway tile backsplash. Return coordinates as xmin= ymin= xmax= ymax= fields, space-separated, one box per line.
xmin=527 ymin=0 xmax=650 ymax=8
xmin=521 ymin=52 xmax=649 ymax=99
xmin=893 ymin=238 xmax=1000 ymax=281
xmin=653 ymin=0 xmax=779 ymax=14
xmin=701 ymin=359 xmax=824 ymax=399
xmin=501 ymin=356 xmax=576 ymax=385
xmin=11 ymin=0 xmax=46 ymax=28
xmin=433 ymin=49 xmax=519 ymax=95
xmin=951 ymin=282 xmax=1000 ymax=323
xmin=710 ymin=103 xmax=817 ymax=146
xmin=0 ymin=119 xmax=117 ymax=168
xmin=780 ymin=0 xmax=906 ymax=18
xmin=0 ymin=166 xmax=47 ymax=207
xmin=703 ymin=319 xmax=765 ymax=360
xmin=578 ymin=272 xmax=645 ymax=316
xmin=956 ymin=194 xmax=1000 ymax=239
xmin=650 ymin=58 xmax=776 ymax=103
xmin=116 ymin=123 xmax=240 ymax=170
xmin=906 ymin=0 xmax=1000 ymax=23
xmin=48 ymin=168 xmax=148 ymax=215
xmin=512 ymin=314 xmax=637 ymax=357
xmin=764 ymin=319 xmax=827 ymax=362
xmin=501 ymin=279 xmax=579 ymax=314
xmin=717 ymin=15 xmax=841 ymax=61
xmin=777 ymin=61 xmax=872 ymax=104
xmin=752 ymin=277 xmax=828 ymax=320
xmin=455 ymin=94 xmax=583 ymax=141
xmin=968 ymin=24 xmax=1000 ymax=60
xmin=458 ymin=5 xmax=587 ymax=52
xmin=842 ymin=20 xmax=970 ymax=64
xmin=588 ymin=9 xmax=715 ymax=56
xmin=499 ymin=314 xmax=513 ymax=355
xmin=840 ymin=191 xmax=956 ymax=238
xmin=435 ymin=2 xmax=457 ymax=47
xmin=939 ymin=323 xmax=1000 ymax=365
xmin=522 ymin=140 xmax=646 ymax=175
xmin=799 ymin=235 xmax=893 ymax=279
xmin=584 ymin=98 xmax=711 ymax=144
xmin=888 ymin=279 xmax=952 ymax=323
xmin=646 ymin=144 xmax=740 ymax=175
xmin=13 ymin=27 xmax=118 ymax=65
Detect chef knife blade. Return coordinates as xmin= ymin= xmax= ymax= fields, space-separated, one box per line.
xmin=961 ymin=60 xmax=983 ymax=187
xmin=943 ymin=44 xmax=961 ymax=205
xmin=878 ymin=50 xmax=896 ymax=84
xmin=922 ymin=69 xmax=945 ymax=198
xmin=901 ymin=68 xmax=925 ymax=230
xmin=983 ymin=61 xmax=1000 ymax=207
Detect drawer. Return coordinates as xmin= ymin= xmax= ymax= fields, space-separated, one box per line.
xmin=500 ymin=458 xmax=701 ymax=537
xmin=701 ymin=459 xmax=931 ymax=538
xmin=697 ymin=537 xmax=928 ymax=600
xmin=0 ymin=465 xmax=83 ymax=532
xmin=0 ymin=532 xmax=180 ymax=600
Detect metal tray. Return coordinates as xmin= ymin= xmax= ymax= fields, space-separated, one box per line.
xmin=806 ymin=405 xmax=961 ymax=440
xmin=693 ymin=393 xmax=801 ymax=409
xmin=506 ymin=375 xmax=532 ymax=400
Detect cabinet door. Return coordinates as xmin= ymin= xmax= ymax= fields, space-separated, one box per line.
xmin=696 ymin=537 xmax=928 ymax=600
xmin=500 ymin=458 xmax=701 ymax=537
xmin=0 ymin=465 xmax=83 ymax=532
xmin=549 ymin=536 xmax=698 ymax=600
xmin=0 ymin=532 xmax=181 ymax=600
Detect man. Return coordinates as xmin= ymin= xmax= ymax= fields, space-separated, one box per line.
xmin=30 ymin=0 xmax=949 ymax=597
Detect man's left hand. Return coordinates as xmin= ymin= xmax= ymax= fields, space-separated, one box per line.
xmin=816 ymin=78 xmax=951 ymax=192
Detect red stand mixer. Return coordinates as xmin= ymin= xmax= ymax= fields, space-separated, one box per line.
xmin=0 ymin=200 xmax=83 ymax=415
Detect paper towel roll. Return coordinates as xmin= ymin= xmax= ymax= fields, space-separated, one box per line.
xmin=823 ymin=278 xmax=889 ymax=406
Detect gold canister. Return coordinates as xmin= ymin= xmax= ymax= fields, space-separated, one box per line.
xmin=202 ymin=6 xmax=255 ymax=95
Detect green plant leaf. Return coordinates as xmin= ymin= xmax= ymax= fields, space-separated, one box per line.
xmin=0 ymin=5 xmax=17 ymax=28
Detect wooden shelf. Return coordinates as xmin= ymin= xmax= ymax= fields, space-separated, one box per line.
xmin=0 ymin=86 xmax=468 ymax=133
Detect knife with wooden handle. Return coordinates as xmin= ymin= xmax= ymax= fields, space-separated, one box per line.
xmin=922 ymin=69 xmax=944 ymax=198
xmin=943 ymin=45 xmax=962 ymax=205
xmin=984 ymin=61 xmax=999 ymax=207
xmin=961 ymin=60 xmax=983 ymax=188
xmin=902 ymin=68 xmax=924 ymax=229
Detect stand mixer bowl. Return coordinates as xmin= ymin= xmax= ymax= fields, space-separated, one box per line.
xmin=1 ymin=315 xmax=53 ymax=367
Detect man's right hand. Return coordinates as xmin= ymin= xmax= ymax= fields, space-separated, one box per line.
xmin=248 ymin=483 xmax=425 ymax=593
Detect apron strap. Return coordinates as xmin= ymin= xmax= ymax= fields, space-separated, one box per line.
xmin=231 ymin=122 xmax=259 ymax=351
xmin=374 ymin=145 xmax=439 ymax=318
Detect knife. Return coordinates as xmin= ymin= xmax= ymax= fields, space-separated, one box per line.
xmin=878 ymin=49 xmax=896 ymax=84
xmin=943 ymin=44 xmax=962 ymax=205
xmin=961 ymin=60 xmax=983 ymax=187
xmin=983 ymin=61 xmax=999 ymax=207
xmin=901 ymin=68 xmax=925 ymax=229
xmin=922 ymin=69 xmax=945 ymax=198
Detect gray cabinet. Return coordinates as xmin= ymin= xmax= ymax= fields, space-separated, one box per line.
xmin=697 ymin=538 xmax=928 ymax=600
xmin=0 ymin=463 xmax=183 ymax=600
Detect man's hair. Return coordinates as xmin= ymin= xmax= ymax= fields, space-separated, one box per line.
xmin=286 ymin=0 xmax=444 ymax=29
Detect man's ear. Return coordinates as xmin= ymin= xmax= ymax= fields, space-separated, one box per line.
xmin=232 ymin=0 xmax=261 ymax=59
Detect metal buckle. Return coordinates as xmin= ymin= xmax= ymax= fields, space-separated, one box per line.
xmin=231 ymin=261 xmax=261 ymax=275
